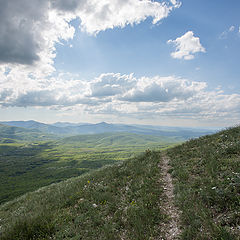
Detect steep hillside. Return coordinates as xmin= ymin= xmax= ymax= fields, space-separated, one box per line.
xmin=0 ymin=151 xmax=167 ymax=240
xmin=0 ymin=126 xmax=239 ymax=239
xmin=167 ymin=126 xmax=240 ymax=239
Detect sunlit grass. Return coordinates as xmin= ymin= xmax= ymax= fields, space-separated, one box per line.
xmin=167 ymin=126 xmax=240 ymax=239
xmin=0 ymin=151 xmax=167 ymax=240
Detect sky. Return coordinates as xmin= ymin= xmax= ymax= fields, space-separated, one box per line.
xmin=0 ymin=0 xmax=240 ymax=127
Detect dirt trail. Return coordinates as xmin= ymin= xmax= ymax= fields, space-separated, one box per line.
xmin=158 ymin=153 xmax=181 ymax=240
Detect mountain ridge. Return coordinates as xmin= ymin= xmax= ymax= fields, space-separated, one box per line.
xmin=0 ymin=123 xmax=57 ymax=142
xmin=0 ymin=120 xmax=216 ymax=139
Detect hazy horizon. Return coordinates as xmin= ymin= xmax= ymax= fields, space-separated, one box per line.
xmin=0 ymin=119 xmax=223 ymax=130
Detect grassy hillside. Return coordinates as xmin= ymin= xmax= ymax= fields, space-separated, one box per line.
xmin=0 ymin=126 xmax=239 ymax=239
xmin=0 ymin=151 xmax=167 ymax=240
xmin=0 ymin=132 xmax=177 ymax=204
xmin=167 ymin=126 xmax=240 ymax=239
xmin=0 ymin=142 xmax=87 ymax=204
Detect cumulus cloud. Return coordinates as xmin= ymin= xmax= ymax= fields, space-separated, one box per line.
xmin=0 ymin=71 xmax=240 ymax=123
xmin=0 ymin=0 xmax=46 ymax=65
xmin=90 ymin=73 xmax=135 ymax=98
xmin=52 ymin=0 xmax=181 ymax=35
xmin=120 ymin=76 xmax=206 ymax=102
xmin=168 ymin=31 xmax=206 ymax=60
xmin=0 ymin=0 xmax=180 ymax=69
xmin=0 ymin=0 xmax=75 ymax=72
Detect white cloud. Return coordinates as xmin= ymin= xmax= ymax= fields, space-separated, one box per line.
xmin=52 ymin=0 xmax=181 ymax=35
xmin=0 ymin=0 xmax=181 ymax=103
xmin=0 ymin=0 xmax=75 ymax=76
xmin=120 ymin=76 xmax=206 ymax=102
xmin=0 ymin=0 xmax=183 ymax=112
xmin=229 ymin=26 xmax=235 ymax=32
xmin=90 ymin=73 xmax=135 ymax=98
xmin=0 ymin=0 xmax=180 ymax=71
xmin=169 ymin=0 xmax=181 ymax=7
xmin=0 ymin=71 xmax=239 ymax=123
xmin=219 ymin=25 xmax=238 ymax=39
xmin=168 ymin=31 xmax=206 ymax=60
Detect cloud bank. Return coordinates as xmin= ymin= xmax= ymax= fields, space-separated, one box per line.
xmin=0 ymin=71 xmax=239 ymax=122
xmin=168 ymin=31 xmax=206 ymax=60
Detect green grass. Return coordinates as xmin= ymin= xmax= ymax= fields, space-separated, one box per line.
xmin=0 ymin=132 xmax=178 ymax=204
xmin=0 ymin=151 xmax=167 ymax=240
xmin=1 ymin=127 xmax=238 ymax=239
xmin=167 ymin=126 xmax=240 ymax=239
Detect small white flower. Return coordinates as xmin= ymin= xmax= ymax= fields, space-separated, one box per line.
xmin=93 ymin=203 xmax=98 ymax=208
xmin=212 ymin=187 xmax=216 ymax=190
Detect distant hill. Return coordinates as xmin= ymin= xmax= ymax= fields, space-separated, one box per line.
xmin=0 ymin=120 xmax=216 ymax=139
xmin=0 ymin=120 xmax=68 ymax=135
xmin=59 ymin=132 xmax=180 ymax=147
xmin=0 ymin=124 xmax=57 ymax=142
xmin=52 ymin=122 xmax=88 ymax=128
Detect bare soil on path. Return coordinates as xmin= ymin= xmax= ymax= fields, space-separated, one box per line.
xmin=158 ymin=153 xmax=181 ymax=240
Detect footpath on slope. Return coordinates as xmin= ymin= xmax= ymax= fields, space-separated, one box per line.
xmin=158 ymin=153 xmax=181 ymax=240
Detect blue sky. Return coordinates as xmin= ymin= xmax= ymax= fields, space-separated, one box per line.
xmin=54 ymin=0 xmax=240 ymax=90
xmin=0 ymin=0 xmax=239 ymax=127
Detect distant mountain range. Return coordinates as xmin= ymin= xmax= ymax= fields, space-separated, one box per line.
xmin=0 ymin=120 xmax=217 ymax=140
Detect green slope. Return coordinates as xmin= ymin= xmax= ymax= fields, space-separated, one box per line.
xmin=0 ymin=127 xmax=239 ymax=239
xmin=0 ymin=151 xmax=167 ymax=240
xmin=167 ymin=126 xmax=240 ymax=239
xmin=59 ymin=132 xmax=180 ymax=147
